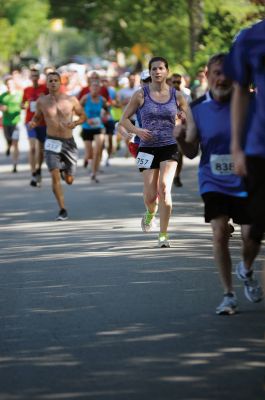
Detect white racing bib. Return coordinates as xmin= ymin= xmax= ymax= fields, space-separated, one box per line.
xmin=210 ymin=154 xmax=234 ymax=175
xmin=136 ymin=152 xmax=154 ymax=169
xmin=45 ymin=139 xmax=62 ymax=153
xmin=30 ymin=101 xmax=37 ymax=112
xmin=91 ymin=117 xmax=101 ymax=126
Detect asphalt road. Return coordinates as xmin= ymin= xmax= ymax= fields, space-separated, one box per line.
xmin=0 ymin=134 xmax=264 ymax=400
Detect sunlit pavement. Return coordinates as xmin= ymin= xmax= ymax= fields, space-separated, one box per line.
xmin=0 ymin=132 xmax=264 ymax=400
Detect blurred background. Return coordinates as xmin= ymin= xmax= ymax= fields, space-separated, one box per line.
xmin=0 ymin=0 xmax=264 ymax=78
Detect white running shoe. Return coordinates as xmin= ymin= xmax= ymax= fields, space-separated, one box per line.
xmin=236 ymin=262 xmax=263 ymax=303
xmin=36 ymin=171 xmax=42 ymax=186
xmin=141 ymin=212 xmax=156 ymax=233
xmin=158 ymin=236 xmax=170 ymax=248
xmin=216 ymin=294 xmax=238 ymax=315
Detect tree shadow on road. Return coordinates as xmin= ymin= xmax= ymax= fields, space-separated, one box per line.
xmin=0 ymin=158 xmax=264 ymax=400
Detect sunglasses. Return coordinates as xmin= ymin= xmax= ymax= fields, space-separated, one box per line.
xmin=172 ymin=80 xmax=181 ymax=84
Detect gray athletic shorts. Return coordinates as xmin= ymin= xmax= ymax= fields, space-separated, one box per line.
xmin=45 ymin=136 xmax=78 ymax=176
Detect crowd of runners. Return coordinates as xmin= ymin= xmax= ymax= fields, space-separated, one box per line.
xmin=0 ymin=18 xmax=264 ymax=315
xmin=0 ymin=60 xmax=195 ymax=218
xmin=0 ymin=60 xmax=202 ymax=180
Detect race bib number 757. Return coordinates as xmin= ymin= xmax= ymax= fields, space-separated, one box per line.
xmin=136 ymin=152 xmax=154 ymax=169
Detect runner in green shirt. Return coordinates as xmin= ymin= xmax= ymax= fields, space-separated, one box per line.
xmin=0 ymin=76 xmax=22 ymax=172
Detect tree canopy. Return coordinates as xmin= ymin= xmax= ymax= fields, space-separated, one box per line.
xmin=0 ymin=0 xmax=264 ymax=75
xmin=0 ymin=0 xmax=49 ymax=63
xmin=49 ymin=0 xmax=263 ymax=74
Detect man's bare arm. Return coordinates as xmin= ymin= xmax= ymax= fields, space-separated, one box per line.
xmin=230 ymin=83 xmax=250 ymax=176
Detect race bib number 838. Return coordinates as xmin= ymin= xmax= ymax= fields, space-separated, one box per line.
xmin=210 ymin=154 xmax=234 ymax=175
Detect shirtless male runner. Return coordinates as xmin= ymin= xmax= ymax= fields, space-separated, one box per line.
xmin=29 ymin=72 xmax=86 ymax=220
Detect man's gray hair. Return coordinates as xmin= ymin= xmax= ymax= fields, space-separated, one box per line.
xmin=207 ymin=53 xmax=227 ymax=71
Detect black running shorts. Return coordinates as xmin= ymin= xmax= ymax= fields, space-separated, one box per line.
xmin=201 ymin=192 xmax=251 ymax=224
xmin=137 ymin=144 xmax=179 ymax=172
xmin=246 ymin=156 xmax=265 ymax=242
xmin=81 ymin=128 xmax=103 ymax=141
xmin=104 ymin=120 xmax=115 ymax=135
xmin=246 ymin=156 xmax=265 ymax=225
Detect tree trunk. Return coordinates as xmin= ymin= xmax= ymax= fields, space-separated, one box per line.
xmin=188 ymin=0 xmax=204 ymax=61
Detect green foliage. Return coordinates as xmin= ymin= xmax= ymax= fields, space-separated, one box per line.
xmin=0 ymin=0 xmax=49 ymax=63
xmin=0 ymin=18 xmax=16 ymax=61
xmin=49 ymin=0 xmax=265 ymax=76
xmin=55 ymin=28 xmax=100 ymax=62
xmin=0 ymin=0 xmax=262 ymax=75
xmin=50 ymin=0 xmax=190 ymax=67
xmin=189 ymin=9 xmax=240 ymax=75
xmin=113 ymin=0 xmax=190 ymax=66
xmin=188 ymin=0 xmax=263 ymax=76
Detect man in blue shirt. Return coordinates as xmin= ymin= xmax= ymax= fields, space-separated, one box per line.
xmin=224 ymin=18 xmax=265 ymax=300
xmin=224 ymin=19 xmax=265 ymax=243
xmin=174 ymin=53 xmax=263 ymax=315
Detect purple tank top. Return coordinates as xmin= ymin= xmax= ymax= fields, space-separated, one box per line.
xmin=138 ymin=86 xmax=179 ymax=147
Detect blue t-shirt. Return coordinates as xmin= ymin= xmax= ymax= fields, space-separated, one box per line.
xmin=108 ymin=86 xmax=116 ymax=101
xmin=82 ymin=94 xmax=104 ymax=130
xmin=191 ymin=92 xmax=247 ymax=197
xmin=224 ymin=20 xmax=265 ymax=158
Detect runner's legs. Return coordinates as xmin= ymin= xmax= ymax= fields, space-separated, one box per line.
xmin=241 ymin=224 xmax=260 ymax=269
xmin=50 ymin=168 xmax=65 ymax=210
xmin=142 ymin=168 xmax=159 ymax=214
xmin=158 ymin=160 xmax=177 ymax=233
xmin=91 ymin=132 xmax=105 ymax=179
xmin=210 ymin=216 xmax=233 ymax=293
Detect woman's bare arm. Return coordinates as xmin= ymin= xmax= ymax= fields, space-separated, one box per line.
xmin=119 ymin=89 xmax=152 ymax=141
